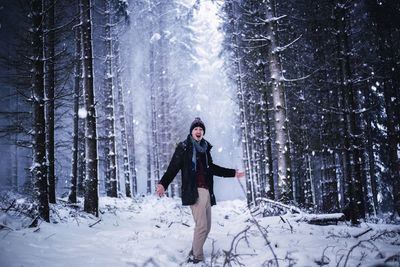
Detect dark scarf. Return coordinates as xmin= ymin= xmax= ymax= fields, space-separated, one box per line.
xmin=190 ymin=135 xmax=208 ymax=172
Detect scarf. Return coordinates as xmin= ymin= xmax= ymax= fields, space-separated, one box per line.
xmin=190 ymin=136 xmax=208 ymax=172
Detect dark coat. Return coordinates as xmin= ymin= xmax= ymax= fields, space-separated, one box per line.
xmin=159 ymin=135 xmax=236 ymax=206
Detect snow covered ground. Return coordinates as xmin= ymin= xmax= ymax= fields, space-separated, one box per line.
xmin=0 ymin=195 xmax=399 ymax=267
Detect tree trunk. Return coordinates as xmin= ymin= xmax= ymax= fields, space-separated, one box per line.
xmin=81 ymin=0 xmax=99 ymax=216
xmin=31 ymin=0 xmax=49 ymax=222
xmin=44 ymin=0 xmax=56 ymax=204
xmin=264 ymin=0 xmax=292 ymax=202
xmin=335 ymin=2 xmax=367 ymax=222
xmin=372 ymin=8 xmax=400 ymax=215
xmin=149 ymin=20 xmax=160 ymax=184
xmin=146 ymin=128 xmax=152 ymax=194
xmin=78 ymin=95 xmax=86 ymax=197
xmin=263 ymin=77 xmax=275 ymax=200
xmin=104 ymin=0 xmax=118 ymax=198
xmin=68 ymin=12 xmax=82 ymax=204
xmin=227 ymin=1 xmax=254 ymax=205
xmin=115 ymin=41 xmax=134 ymax=197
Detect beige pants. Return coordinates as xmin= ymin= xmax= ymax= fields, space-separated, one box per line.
xmin=190 ymin=188 xmax=211 ymax=261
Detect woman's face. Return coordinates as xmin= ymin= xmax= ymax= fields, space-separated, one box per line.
xmin=191 ymin=126 xmax=204 ymax=142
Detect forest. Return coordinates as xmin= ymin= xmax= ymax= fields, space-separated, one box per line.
xmin=0 ymin=0 xmax=399 ymax=266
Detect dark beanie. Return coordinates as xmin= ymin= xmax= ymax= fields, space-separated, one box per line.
xmin=190 ymin=117 xmax=206 ymax=134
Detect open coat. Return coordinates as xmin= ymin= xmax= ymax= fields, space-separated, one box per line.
xmin=159 ymin=135 xmax=236 ymax=206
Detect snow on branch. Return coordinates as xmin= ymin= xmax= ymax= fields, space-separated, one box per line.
xmin=273 ymin=34 xmax=302 ymax=53
xmin=280 ymin=68 xmax=319 ymax=82
xmin=259 ymin=15 xmax=287 ymax=23
xmin=254 ymin=197 xmax=302 ymax=216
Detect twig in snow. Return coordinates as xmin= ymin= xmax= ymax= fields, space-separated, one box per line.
xmin=167 ymin=221 xmax=190 ymax=228
xmin=384 ymin=253 xmax=400 ymax=265
xmin=88 ymin=219 xmax=102 ymax=228
xmin=279 ymin=216 xmax=293 ymax=233
xmin=142 ymin=257 xmax=161 ymax=267
xmin=315 ymin=246 xmax=334 ymax=266
xmin=223 ymin=226 xmax=251 ymax=267
xmin=236 ymin=179 xmax=280 ymax=267
xmin=29 ymin=215 xmax=39 ymax=228
xmin=50 ymin=204 xmax=64 ymax=222
xmin=210 ymin=238 xmax=222 ymax=267
xmin=352 ymin=228 xmax=373 ymax=238
xmin=0 ymin=223 xmax=15 ymax=231
xmin=4 ymin=200 xmax=16 ymax=212
xmin=44 ymin=233 xmax=56 ymax=240
xmin=343 ymin=231 xmax=389 ymax=267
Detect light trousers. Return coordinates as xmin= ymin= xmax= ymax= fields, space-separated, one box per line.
xmin=190 ymin=188 xmax=211 ymax=260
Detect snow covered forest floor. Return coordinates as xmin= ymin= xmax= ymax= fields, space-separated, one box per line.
xmin=0 ymin=193 xmax=399 ymax=267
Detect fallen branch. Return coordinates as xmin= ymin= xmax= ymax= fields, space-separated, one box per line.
xmin=88 ymin=219 xmax=102 ymax=228
xmin=296 ymin=213 xmax=345 ymax=225
xmin=255 ymin=197 xmax=302 ymax=215
xmin=352 ymin=228 xmax=373 ymax=238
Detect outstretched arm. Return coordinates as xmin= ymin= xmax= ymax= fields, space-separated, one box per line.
xmin=209 ymin=163 xmax=236 ymax=177
xmin=210 ymin=163 xmax=245 ymax=178
xmin=208 ymin=152 xmax=244 ymax=178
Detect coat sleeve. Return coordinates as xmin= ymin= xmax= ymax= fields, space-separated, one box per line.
xmin=208 ymin=151 xmax=236 ymax=177
xmin=159 ymin=143 xmax=184 ymax=190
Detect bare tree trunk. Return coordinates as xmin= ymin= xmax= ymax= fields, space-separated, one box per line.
xmin=227 ymin=1 xmax=254 ymax=205
xmin=157 ymin=1 xmax=173 ymax=194
xmin=149 ymin=20 xmax=160 ymax=184
xmin=264 ymin=0 xmax=292 ymax=202
xmin=81 ymin=0 xmax=98 ymax=216
xmin=259 ymin=92 xmax=269 ymax=198
xmin=126 ymin=100 xmax=137 ymax=196
xmin=369 ymin=0 xmax=400 ymax=217
xmin=44 ymin=0 xmax=56 ymax=204
xmin=31 ymin=0 xmax=49 ymax=222
xmin=104 ymin=0 xmax=118 ymax=197
xmin=115 ymin=41 xmax=134 ymax=197
xmin=305 ymin=151 xmax=315 ymax=207
xmin=13 ymin=93 xmax=20 ymax=192
xmin=335 ymin=2 xmax=364 ymax=222
xmin=146 ymin=127 xmax=152 ymax=194
xmin=68 ymin=12 xmax=82 ymax=204
xmin=263 ymin=81 xmax=275 ymax=200
xmin=78 ymin=96 xmax=86 ymax=197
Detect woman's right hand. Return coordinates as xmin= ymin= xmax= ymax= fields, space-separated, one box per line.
xmin=156 ymin=184 xmax=165 ymax=197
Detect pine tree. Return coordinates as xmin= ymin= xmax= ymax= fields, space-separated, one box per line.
xmin=44 ymin=0 xmax=57 ymax=204
xmin=30 ymin=0 xmax=50 ymax=222
xmin=68 ymin=2 xmax=82 ymax=204
xmin=263 ymin=0 xmax=292 ymax=202
xmin=81 ymin=0 xmax=99 ymax=216
xmin=104 ymin=0 xmax=118 ymax=198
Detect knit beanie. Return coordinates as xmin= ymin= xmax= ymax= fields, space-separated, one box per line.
xmin=190 ymin=117 xmax=206 ymax=134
